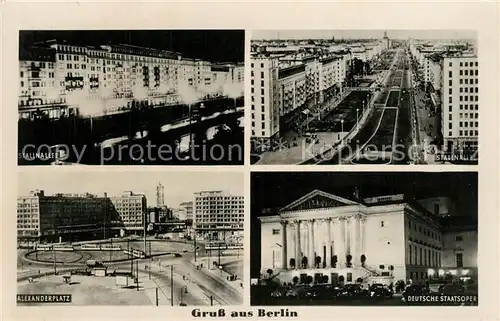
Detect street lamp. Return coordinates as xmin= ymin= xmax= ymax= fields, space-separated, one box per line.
xmin=341 ymin=119 xmax=344 ymax=143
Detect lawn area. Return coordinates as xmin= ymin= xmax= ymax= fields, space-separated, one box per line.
xmin=310 ymin=91 xmax=371 ymax=132
xmin=386 ymin=91 xmax=400 ymax=107
xmin=363 ymin=108 xmax=398 ymax=151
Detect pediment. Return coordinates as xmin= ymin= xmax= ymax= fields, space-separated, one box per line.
xmin=279 ymin=189 xmax=358 ymax=212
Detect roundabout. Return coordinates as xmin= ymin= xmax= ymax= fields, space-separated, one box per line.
xmin=23 ymin=239 xmax=194 ymax=266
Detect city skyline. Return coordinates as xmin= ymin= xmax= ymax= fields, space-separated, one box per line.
xmin=251 ymin=30 xmax=477 ymax=41
xmin=18 ymin=171 xmax=244 ymax=208
xmin=19 ymin=30 xmax=245 ymax=63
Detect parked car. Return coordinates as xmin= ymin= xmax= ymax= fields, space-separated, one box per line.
xmin=401 ymin=284 xmax=430 ymax=304
xmin=440 ymin=284 xmax=465 ymax=295
xmin=339 ymin=284 xmax=369 ymax=298
xmin=368 ymin=283 xmax=393 ymax=299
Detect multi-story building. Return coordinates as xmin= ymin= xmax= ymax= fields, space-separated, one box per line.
xmin=108 ymin=191 xmax=147 ymax=234
xmin=250 ymin=57 xmax=281 ymax=149
xmin=17 ymin=189 xmax=149 ymax=243
xmin=258 ymin=190 xmax=476 ymax=286
xmin=179 ymin=201 xmax=194 ymax=221
xmin=277 ymin=65 xmax=307 ymax=117
xmin=156 ymin=182 xmax=165 ymax=207
xmin=193 ymin=190 xmax=244 ymax=240
xmin=440 ymin=54 xmax=479 ymax=152
xmin=17 ymin=190 xmax=112 ymax=242
xmin=19 ymin=46 xmax=65 ymax=119
xmin=441 ymin=217 xmax=478 ymax=279
xmin=423 ymin=54 xmax=442 ymax=91
xmin=19 ymin=40 xmax=243 ymax=120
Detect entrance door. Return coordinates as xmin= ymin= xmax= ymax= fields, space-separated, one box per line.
xmin=331 ymin=273 xmax=339 ymax=285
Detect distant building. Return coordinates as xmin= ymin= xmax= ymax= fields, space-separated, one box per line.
xmin=156 ymin=182 xmax=164 ymax=207
xmin=179 ymin=201 xmax=193 ymax=221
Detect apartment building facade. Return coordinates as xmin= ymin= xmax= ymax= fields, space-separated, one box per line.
xmin=19 ymin=40 xmax=243 ymax=119
xmin=440 ymin=54 xmax=479 ymax=152
xmin=17 ymin=189 xmax=147 ymax=242
xmin=193 ymin=190 xmax=244 ymax=240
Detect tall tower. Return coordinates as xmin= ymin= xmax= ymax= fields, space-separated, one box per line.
xmin=384 ymin=31 xmax=388 ymax=38
xmin=156 ymin=182 xmax=164 ymax=207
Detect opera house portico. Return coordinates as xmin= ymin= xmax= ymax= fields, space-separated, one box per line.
xmin=258 ymin=189 xmax=476 ymax=286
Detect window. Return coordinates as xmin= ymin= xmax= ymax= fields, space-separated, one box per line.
xmin=455 ymin=235 xmax=463 ymax=241
xmin=448 ymin=123 xmax=452 ymax=130
xmin=450 ymin=62 xmax=453 ymax=67
xmin=456 ymin=253 xmax=463 ymax=268
xmin=346 ymin=273 xmax=352 ymax=282
xmin=272 ymin=228 xmax=280 ymax=235
xmin=449 ymin=97 xmax=452 ymax=103
xmin=380 ymin=221 xmax=385 ymax=227
xmin=449 ymin=71 xmax=452 ymax=78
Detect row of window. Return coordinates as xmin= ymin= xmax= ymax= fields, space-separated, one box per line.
xmin=408 ymin=220 xmax=441 ymax=241
xmin=448 ymin=95 xmax=479 ymax=103
xmin=449 ymin=87 xmax=479 ymax=94
xmin=449 ymin=61 xmax=479 ymax=67
xmin=408 ymin=244 xmax=441 ymax=267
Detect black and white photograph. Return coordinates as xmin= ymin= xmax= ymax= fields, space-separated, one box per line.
xmin=250 ymin=30 xmax=479 ymax=165
xmin=17 ymin=171 xmax=244 ymax=306
xmin=18 ymin=30 xmax=244 ymax=165
xmin=250 ymin=171 xmax=478 ymax=306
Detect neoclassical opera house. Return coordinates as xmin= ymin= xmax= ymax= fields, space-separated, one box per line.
xmin=258 ymin=189 xmax=452 ymax=285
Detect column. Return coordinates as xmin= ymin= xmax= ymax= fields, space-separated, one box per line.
xmin=281 ymin=220 xmax=288 ymax=269
xmin=326 ymin=218 xmax=332 ymax=268
xmin=360 ymin=217 xmax=366 ymax=256
xmin=308 ymin=219 xmax=315 ymax=268
xmin=338 ymin=217 xmax=346 ymax=268
xmin=353 ymin=215 xmax=361 ymax=266
xmin=294 ymin=220 xmax=301 ymax=269
xmin=331 ymin=219 xmax=337 ymax=267
xmin=346 ymin=217 xmax=351 ymax=256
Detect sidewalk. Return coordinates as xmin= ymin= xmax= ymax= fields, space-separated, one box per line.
xmin=190 ymin=257 xmax=244 ymax=294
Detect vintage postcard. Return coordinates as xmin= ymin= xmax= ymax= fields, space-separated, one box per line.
xmin=250 ymin=30 xmax=479 ymax=165
xmin=16 ymin=170 xmax=244 ymax=306
xmin=17 ymin=30 xmax=245 ymax=166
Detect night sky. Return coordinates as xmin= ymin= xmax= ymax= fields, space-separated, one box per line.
xmin=250 ymin=172 xmax=477 ymax=277
xmin=19 ymin=30 xmax=244 ymax=63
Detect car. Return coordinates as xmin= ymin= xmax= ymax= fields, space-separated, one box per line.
xmin=440 ymin=284 xmax=465 ymax=295
xmin=270 ymin=288 xmax=286 ymax=298
xmin=401 ymin=284 xmax=430 ymax=303
xmin=338 ymin=284 xmax=369 ymax=299
xmin=368 ymin=283 xmax=393 ymax=299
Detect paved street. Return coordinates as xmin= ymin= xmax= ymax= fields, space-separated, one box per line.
xmin=17 ymin=240 xmax=243 ymax=306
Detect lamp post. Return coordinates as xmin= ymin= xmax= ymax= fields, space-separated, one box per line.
xmin=341 ymin=119 xmax=344 ymax=143
xmin=356 ymin=108 xmax=360 ymax=129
